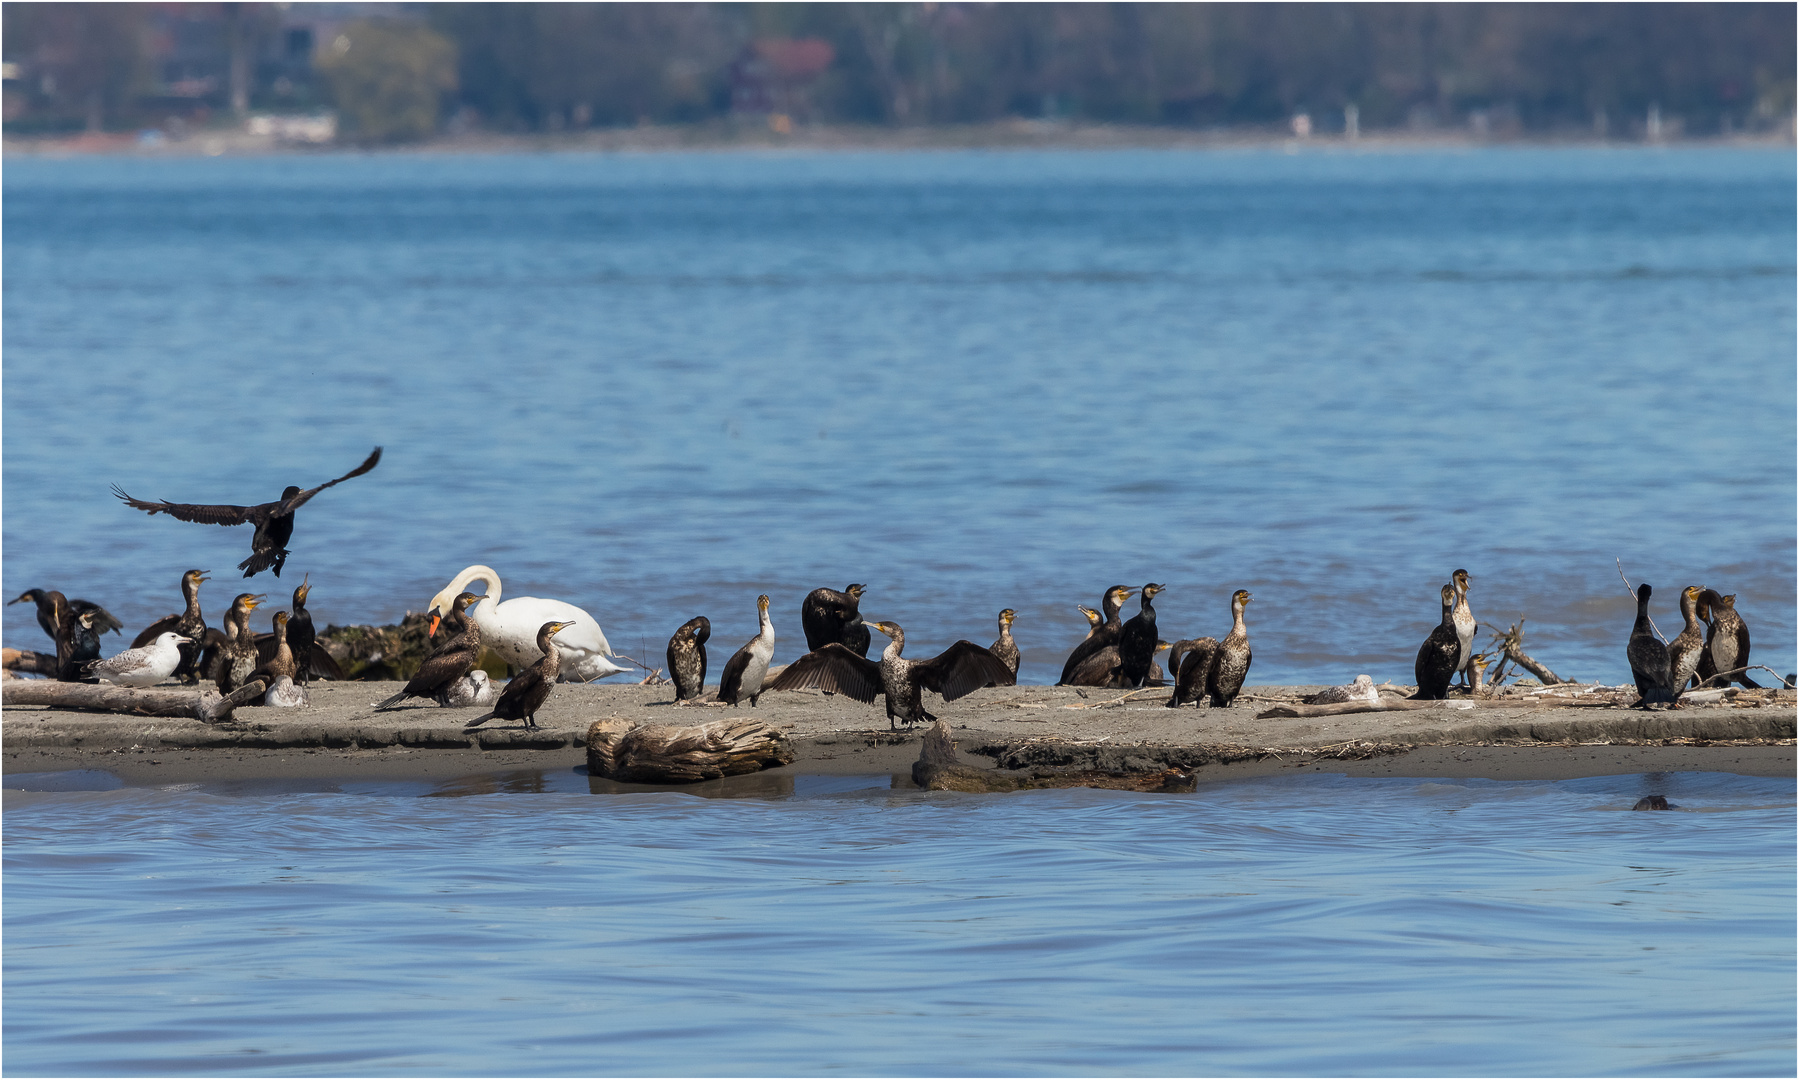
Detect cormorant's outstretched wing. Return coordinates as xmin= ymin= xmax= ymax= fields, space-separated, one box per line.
xmin=916 ymin=641 xmax=1016 ymax=701
xmin=131 ymin=614 xmax=181 ymax=649
xmin=113 ymin=485 xmax=260 ymax=526
xmin=767 ymin=643 xmax=882 ymax=702
xmin=305 ymin=643 xmax=346 ymax=681
xmin=71 ymin=600 xmax=124 ymax=635
xmin=275 ymin=447 xmax=383 ymax=514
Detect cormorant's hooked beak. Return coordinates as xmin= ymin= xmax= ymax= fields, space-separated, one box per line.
xmin=294 ymin=574 xmax=311 ymax=606
xmin=6 ymin=593 xmax=29 ymax=606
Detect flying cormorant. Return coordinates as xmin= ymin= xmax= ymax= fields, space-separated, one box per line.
xmin=112 ymin=446 xmax=382 ymax=577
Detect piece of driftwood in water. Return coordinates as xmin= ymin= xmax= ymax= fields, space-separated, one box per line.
xmin=2 ymin=649 xmax=59 ymax=676
xmin=585 ymin=716 xmax=795 ymax=783
xmin=913 ymin=719 xmax=1022 ymax=792
xmin=1 ymin=679 xmax=267 ymax=723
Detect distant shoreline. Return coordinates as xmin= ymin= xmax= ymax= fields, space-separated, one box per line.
xmin=6 ymin=120 xmax=1793 ymax=159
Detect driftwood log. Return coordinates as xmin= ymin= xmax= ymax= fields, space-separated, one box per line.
xmin=3 ymin=649 xmax=59 ymax=677
xmin=1255 ymin=698 xmax=1443 ymax=720
xmin=1 ymin=679 xmax=267 ymax=724
xmin=586 ymin=716 xmax=795 ymax=783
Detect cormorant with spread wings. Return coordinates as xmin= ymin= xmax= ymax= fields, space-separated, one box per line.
xmin=769 ymin=619 xmax=1015 ymax=729
xmin=112 ymin=447 xmax=382 ymax=578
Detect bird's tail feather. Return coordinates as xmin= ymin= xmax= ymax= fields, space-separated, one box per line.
xmin=238 ymin=548 xmax=286 ymax=577
xmin=374 ymin=691 xmax=409 ymax=711
xmin=465 ymin=712 xmax=495 ymax=729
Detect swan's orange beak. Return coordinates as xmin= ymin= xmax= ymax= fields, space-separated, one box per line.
xmin=428 ymin=613 xmax=441 ymax=638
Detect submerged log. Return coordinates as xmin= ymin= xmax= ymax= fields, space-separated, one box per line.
xmin=1 ymin=679 xmax=266 ymax=724
xmin=585 ymin=716 xmax=795 ymax=783
xmin=912 ymin=719 xmax=1021 ymax=792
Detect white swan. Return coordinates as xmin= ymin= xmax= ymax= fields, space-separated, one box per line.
xmin=426 ymin=566 xmax=628 ymax=682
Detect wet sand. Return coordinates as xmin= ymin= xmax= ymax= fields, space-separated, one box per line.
xmin=4 ymin=681 xmax=1792 ymax=789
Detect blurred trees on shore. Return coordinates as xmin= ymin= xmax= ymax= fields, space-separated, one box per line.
xmin=5 ymin=2 xmax=1794 ymax=140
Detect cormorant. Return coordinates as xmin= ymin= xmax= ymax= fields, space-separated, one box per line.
xmin=990 ymin=609 xmax=1019 ymax=677
xmin=1208 ymin=590 xmax=1254 ymax=707
xmin=255 ymin=576 xmax=343 ymax=682
xmin=210 ymin=593 xmax=264 ymax=693
xmin=1450 ymin=569 xmax=1476 ymax=686
xmin=1076 ymin=605 xmax=1103 ymax=638
xmin=1626 ymin=584 xmax=1674 ymax=707
xmin=718 ymin=595 xmax=776 ymax=707
xmin=1059 ymin=585 xmax=1134 ymax=685
xmin=10 ymin=589 xmax=122 ymax=642
xmin=1116 ymin=583 xmax=1165 ymax=687
xmin=769 ymin=620 xmax=1015 ymax=729
xmin=1665 ymin=586 xmax=1707 ymax=707
xmin=251 ymin=611 xmax=298 ymax=691
xmin=1413 ymin=583 xmax=1461 ymax=700
xmin=1166 ymin=637 xmax=1218 ymax=707
xmin=112 ymin=446 xmax=382 ymax=578
xmin=130 ymin=569 xmax=210 ymax=684
xmin=666 ymin=615 xmax=711 ymax=702
xmin=1697 ymin=590 xmax=1760 ymax=689
xmin=375 ymin=592 xmax=483 ymax=710
xmin=87 ymin=632 xmax=191 ymax=686
xmin=467 ymin=621 xmax=573 ymax=730
xmin=801 ymin=584 xmax=869 ymax=657
xmin=57 ymin=606 xmax=104 ymax=682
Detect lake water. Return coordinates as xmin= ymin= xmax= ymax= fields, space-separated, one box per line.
xmin=3 ymin=147 xmax=1794 ymax=684
xmin=3 ymin=770 xmax=1793 ymax=1076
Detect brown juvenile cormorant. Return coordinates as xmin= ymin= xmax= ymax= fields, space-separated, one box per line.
xmin=466 ymin=620 xmax=573 ymax=730
xmin=1208 ymin=590 xmax=1254 ymax=707
xmin=990 ymin=609 xmax=1020 ymax=677
xmin=1450 ymin=569 xmax=1476 ymax=686
xmin=769 ymin=620 xmax=1015 ymax=729
xmin=131 ymin=569 xmax=210 ymax=684
xmin=1059 ymin=585 xmax=1134 ymax=685
xmin=112 ymin=446 xmax=382 ymax=578
xmin=10 ymin=589 xmax=122 ymax=642
xmin=801 ymin=584 xmax=869 ymax=657
xmin=1413 ymin=583 xmax=1461 ymax=700
xmin=1166 ymin=637 xmax=1218 ymax=707
xmin=1116 ymin=583 xmax=1165 ymax=687
xmin=251 ymin=611 xmax=298 ymax=691
xmin=1697 ymin=589 xmax=1760 ymax=689
xmin=718 ymin=595 xmax=776 ymax=706
xmin=376 ymin=593 xmax=484 ymax=710
xmin=1626 ymin=584 xmax=1674 ymax=707
xmin=210 ymin=593 xmax=264 ymax=693
xmin=666 ymin=615 xmax=711 ymax=702
xmin=1665 ymin=586 xmax=1707 ymax=707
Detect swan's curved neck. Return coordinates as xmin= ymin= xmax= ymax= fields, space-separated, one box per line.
xmin=448 ymin=565 xmax=502 ymax=609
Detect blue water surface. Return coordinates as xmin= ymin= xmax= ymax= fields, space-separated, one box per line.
xmin=4 ymin=147 xmax=1795 ymax=683
xmin=3 ymin=770 xmax=1793 ymax=1076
